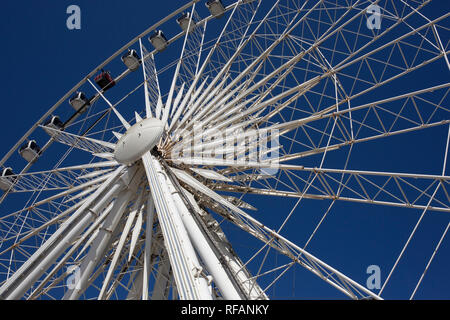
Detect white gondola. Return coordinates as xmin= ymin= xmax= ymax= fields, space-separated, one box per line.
xmin=43 ymin=115 xmax=64 ymax=136
xmin=121 ymin=49 xmax=141 ymax=71
xmin=0 ymin=167 xmax=16 ymax=192
xmin=206 ymin=0 xmax=225 ymax=18
xmin=176 ymin=12 xmax=196 ymax=33
xmin=149 ymin=30 xmax=169 ymax=52
xmin=69 ymin=91 xmax=90 ymax=112
xmin=18 ymin=140 xmax=41 ymax=162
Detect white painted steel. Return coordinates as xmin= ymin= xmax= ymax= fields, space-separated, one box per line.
xmin=142 ymin=152 xmax=213 ymax=300
xmin=0 ymin=0 xmax=448 ymax=301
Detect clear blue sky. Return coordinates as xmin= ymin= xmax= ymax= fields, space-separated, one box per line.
xmin=0 ymin=1 xmax=448 ymax=300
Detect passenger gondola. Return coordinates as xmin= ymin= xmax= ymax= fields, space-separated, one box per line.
xmin=69 ymin=91 xmax=90 ymax=112
xmin=18 ymin=140 xmax=41 ymax=162
xmin=149 ymin=30 xmax=169 ymax=52
xmin=206 ymin=0 xmax=225 ymax=18
xmin=122 ymin=49 xmax=141 ymax=71
xmin=0 ymin=167 xmax=16 ymax=192
xmin=177 ymin=12 xmax=196 ymax=33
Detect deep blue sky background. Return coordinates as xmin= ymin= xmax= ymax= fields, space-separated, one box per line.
xmin=0 ymin=1 xmax=449 ymax=300
xmin=0 ymin=0 xmax=179 ymax=144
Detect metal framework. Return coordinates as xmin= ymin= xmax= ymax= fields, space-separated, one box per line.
xmin=0 ymin=0 xmax=448 ymax=300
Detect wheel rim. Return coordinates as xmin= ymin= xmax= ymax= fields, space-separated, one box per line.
xmin=0 ymin=0 xmax=449 ymax=300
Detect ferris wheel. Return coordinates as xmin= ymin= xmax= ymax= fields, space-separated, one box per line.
xmin=0 ymin=0 xmax=448 ymax=300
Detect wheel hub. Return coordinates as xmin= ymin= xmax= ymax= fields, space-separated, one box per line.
xmin=114 ymin=117 xmax=164 ymax=165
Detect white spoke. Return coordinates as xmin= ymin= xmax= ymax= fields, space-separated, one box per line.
xmin=1 ymin=0 xmax=448 ymax=300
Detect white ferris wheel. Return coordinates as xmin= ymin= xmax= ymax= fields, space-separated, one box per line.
xmin=0 ymin=0 xmax=449 ymax=300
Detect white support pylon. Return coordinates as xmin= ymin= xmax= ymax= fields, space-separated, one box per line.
xmin=180 ymin=187 xmax=268 ymax=300
xmin=142 ymin=194 xmax=156 ymax=300
xmin=65 ymin=167 xmax=143 ymax=300
xmin=97 ymin=189 xmax=145 ymax=300
xmin=0 ymin=165 xmax=126 ymax=300
xmin=142 ymin=152 xmax=213 ymax=300
xmin=163 ymin=166 xmax=244 ymax=300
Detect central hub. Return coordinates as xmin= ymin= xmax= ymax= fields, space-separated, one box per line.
xmin=114 ymin=117 xmax=164 ymax=165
